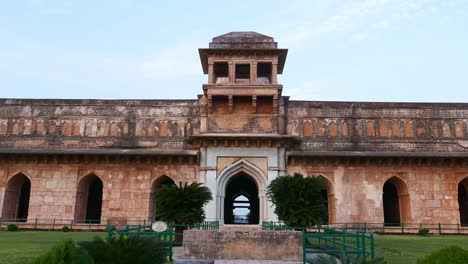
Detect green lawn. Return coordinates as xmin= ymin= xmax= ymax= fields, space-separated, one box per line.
xmin=0 ymin=231 xmax=104 ymax=264
xmin=375 ymin=235 xmax=468 ymax=264
xmin=0 ymin=231 xmax=467 ymax=264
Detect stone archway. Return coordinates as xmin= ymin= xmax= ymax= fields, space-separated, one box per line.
xmin=216 ymin=159 xmax=267 ymax=225
xmin=1 ymin=173 xmax=31 ymax=222
xmin=458 ymin=177 xmax=468 ymax=226
xmin=315 ymin=175 xmax=335 ymax=224
xmin=224 ymin=174 xmax=259 ymax=224
xmin=74 ymin=174 xmax=103 ymax=224
xmin=383 ymin=176 xmax=411 ymax=226
xmin=148 ymin=175 xmax=175 ymax=221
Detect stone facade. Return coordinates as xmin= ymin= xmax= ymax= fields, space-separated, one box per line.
xmin=0 ymin=32 xmax=467 ymax=227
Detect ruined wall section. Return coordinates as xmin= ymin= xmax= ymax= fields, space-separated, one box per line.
xmin=288 ymin=161 xmax=467 ymax=225
xmin=287 ymin=101 xmax=468 ymax=152
xmin=0 ymin=99 xmax=199 ymax=151
xmin=0 ymin=161 xmax=198 ymax=221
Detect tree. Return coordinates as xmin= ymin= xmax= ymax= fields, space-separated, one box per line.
xmin=267 ymin=173 xmax=327 ymax=227
xmin=152 ymin=182 xmax=212 ymax=225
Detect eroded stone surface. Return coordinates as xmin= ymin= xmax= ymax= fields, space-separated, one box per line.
xmin=182 ymin=230 xmax=302 ymax=261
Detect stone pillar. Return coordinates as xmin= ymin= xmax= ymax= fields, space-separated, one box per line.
xmin=271 ymin=61 xmax=278 ymax=84
xmin=204 ymin=170 xmax=217 ymax=222
xmin=251 ymin=61 xmax=257 ymax=84
xmin=228 ymin=61 xmax=234 ymax=83
xmin=208 ymin=59 xmax=214 ymax=84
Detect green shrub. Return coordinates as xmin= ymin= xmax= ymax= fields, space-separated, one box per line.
xmin=7 ymin=224 xmax=18 ymax=231
xmin=267 ymin=173 xmax=327 ymax=227
xmin=78 ymin=235 xmax=168 ymax=264
xmin=32 ymin=239 xmax=94 ymax=264
xmin=417 ymin=246 xmax=468 ymax=264
xmin=61 ymin=226 xmax=71 ymax=232
xmin=418 ymin=228 xmax=430 ymax=236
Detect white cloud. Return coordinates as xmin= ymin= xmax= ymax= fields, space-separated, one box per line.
xmin=273 ymin=0 xmax=457 ymax=46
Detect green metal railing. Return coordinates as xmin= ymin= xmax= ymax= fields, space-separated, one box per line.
xmin=263 ymin=221 xmax=375 ymax=264
xmin=108 ymin=221 xmax=220 ymax=261
xmin=262 ymin=221 xmax=468 ymax=235
xmin=324 ymin=222 xmax=468 ymax=235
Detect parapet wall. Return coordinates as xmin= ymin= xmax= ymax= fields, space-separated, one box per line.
xmin=287 ymin=101 xmax=468 ymax=153
xmin=0 ymin=99 xmax=199 ymax=150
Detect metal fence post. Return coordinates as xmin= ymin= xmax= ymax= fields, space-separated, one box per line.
xmin=52 ymin=218 xmax=55 ymax=231
xmin=438 ymin=223 xmax=442 ymax=235
xmin=401 ymin=222 xmax=405 ymax=234
xmin=34 ymin=218 xmax=38 ymax=230
xmin=370 ymin=233 xmax=375 ymax=261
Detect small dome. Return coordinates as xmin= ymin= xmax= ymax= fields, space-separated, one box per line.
xmin=210 ymin=32 xmax=277 ymax=49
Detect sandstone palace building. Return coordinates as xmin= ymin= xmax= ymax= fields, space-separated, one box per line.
xmin=0 ymin=32 xmax=467 ymax=228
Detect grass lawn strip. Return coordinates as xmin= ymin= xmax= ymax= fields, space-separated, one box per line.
xmin=375 ymin=235 xmax=468 ymax=264
xmin=0 ymin=231 xmax=104 ymax=264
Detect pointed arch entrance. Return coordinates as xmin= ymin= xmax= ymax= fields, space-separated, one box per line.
xmin=224 ymin=174 xmax=259 ymax=224
xmin=216 ymin=160 xmax=267 ymax=225
xmin=383 ymin=176 xmax=411 ymax=226
xmin=149 ymin=175 xmax=175 ymax=221
xmin=459 ymin=177 xmax=468 ymax=226
xmin=74 ymin=174 xmax=103 ymax=224
xmin=1 ymin=173 xmax=31 ymax=222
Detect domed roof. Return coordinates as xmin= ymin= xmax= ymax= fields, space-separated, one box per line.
xmin=210 ymin=31 xmax=277 ymax=49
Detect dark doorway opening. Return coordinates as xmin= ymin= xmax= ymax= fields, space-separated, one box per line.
xmin=1 ymin=174 xmax=31 ymax=222
xmin=459 ymin=178 xmax=468 ymax=226
xmin=383 ymin=181 xmax=401 ymax=226
xmin=17 ymin=179 xmax=31 ymax=221
xmin=149 ymin=176 xmax=175 ymax=221
xmin=74 ymin=174 xmax=103 ymax=224
xmin=320 ymin=188 xmax=329 ymax=224
xmin=85 ymin=178 xmax=103 ymax=223
xmin=224 ymin=174 xmax=259 ymax=224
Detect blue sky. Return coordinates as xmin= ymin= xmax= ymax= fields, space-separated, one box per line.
xmin=0 ymin=0 xmax=467 ymax=102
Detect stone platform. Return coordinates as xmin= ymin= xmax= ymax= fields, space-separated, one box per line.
xmin=174 ymin=229 xmax=302 ymax=263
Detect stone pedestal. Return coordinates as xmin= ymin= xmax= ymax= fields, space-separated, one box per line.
xmin=177 ymin=230 xmax=302 ymax=262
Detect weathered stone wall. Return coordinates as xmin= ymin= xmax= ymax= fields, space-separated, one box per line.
xmin=287 ymin=160 xmax=468 ymax=224
xmin=0 ymin=161 xmax=198 ymax=221
xmin=287 ymin=101 xmax=468 ymax=152
xmin=0 ymin=99 xmax=199 ymax=150
xmin=182 ymin=230 xmax=302 ymax=261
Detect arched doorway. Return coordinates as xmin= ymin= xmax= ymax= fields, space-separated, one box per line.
xmin=216 ymin=159 xmax=268 ymax=225
xmin=316 ymin=176 xmax=335 ymax=224
xmin=1 ymin=173 xmax=31 ymax=222
xmin=383 ymin=176 xmax=411 ymax=226
xmin=224 ymin=174 xmax=259 ymax=224
xmin=74 ymin=174 xmax=103 ymax=224
xmin=459 ymin=178 xmax=468 ymax=226
xmin=149 ymin=176 xmax=175 ymax=221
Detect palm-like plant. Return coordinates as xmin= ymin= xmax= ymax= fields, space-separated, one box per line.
xmin=78 ymin=236 xmax=167 ymax=264
xmin=267 ymin=173 xmax=327 ymax=227
xmin=152 ymin=182 xmax=212 ymax=225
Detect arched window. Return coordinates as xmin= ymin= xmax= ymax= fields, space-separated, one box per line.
xmin=383 ymin=177 xmax=411 ymax=226
xmin=1 ymin=173 xmax=31 ymax=222
xmin=149 ymin=176 xmax=175 ymax=221
xmin=74 ymin=174 xmax=103 ymax=224
xmin=233 ymin=195 xmax=251 ymax=224
xmin=458 ymin=178 xmax=468 ymax=226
